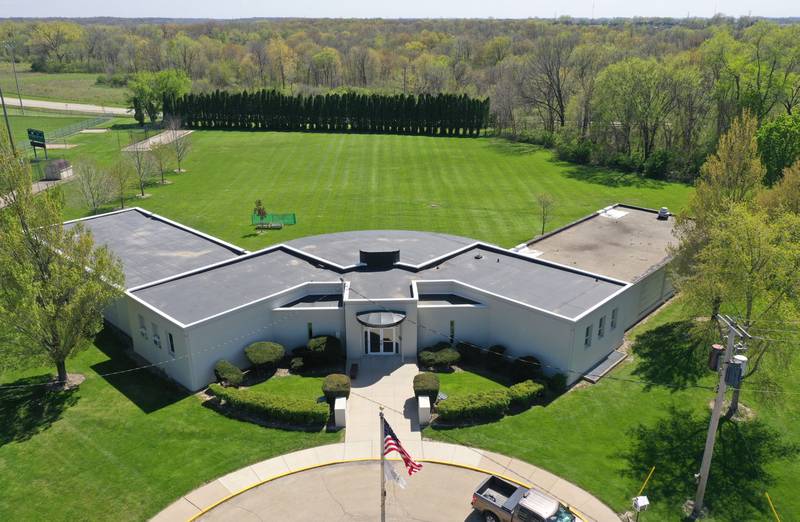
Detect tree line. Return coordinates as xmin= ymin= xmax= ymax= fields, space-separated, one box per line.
xmin=163 ymin=91 xmax=489 ymax=135
xmin=3 ymin=17 xmax=800 ymax=179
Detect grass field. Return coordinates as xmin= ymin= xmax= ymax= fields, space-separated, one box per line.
xmin=0 ymin=62 xmax=127 ymax=107
xmin=5 ymin=110 xmax=93 ymax=148
xmin=52 ymin=130 xmax=693 ymax=251
xmin=0 ymin=332 xmax=340 ymax=520
xmin=248 ymin=374 xmax=325 ymax=402
xmin=437 ymin=370 xmax=508 ymax=397
xmin=425 ymin=299 xmax=800 ymax=521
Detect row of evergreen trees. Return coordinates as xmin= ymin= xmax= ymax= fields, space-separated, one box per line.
xmin=163 ymin=90 xmax=490 ymax=136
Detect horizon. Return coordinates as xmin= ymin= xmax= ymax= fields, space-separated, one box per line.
xmin=0 ymin=0 xmax=795 ymax=21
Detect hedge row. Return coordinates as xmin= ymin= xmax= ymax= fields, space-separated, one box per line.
xmin=436 ymin=380 xmax=544 ymax=423
xmin=455 ymin=341 xmax=566 ymax=392
xmin=437 ymin=390 xmax=511 ymax=423
xmin=165 ymin=90 xmax=490 ymax=137
xmin=209 ymin=383 xmax=329 ymax=426
xmin=418 ymin=347 xmax=460 ymax=369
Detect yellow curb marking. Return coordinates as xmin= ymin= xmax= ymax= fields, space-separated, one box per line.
xmin=185 ymin=457 xmax=590 ymax=522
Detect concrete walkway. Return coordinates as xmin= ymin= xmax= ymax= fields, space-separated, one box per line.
xmin=346 ymin=356 xmax=421 ymax=447
xmin=151 ymin=441 xmax=620 ymax=522
xmin=0 ymin=169 xmax=73 ymax=210
xmin=8 ymin=97 xmax=130 ymax=115
xmin=121 ymin=130 xmax=193 ymax=151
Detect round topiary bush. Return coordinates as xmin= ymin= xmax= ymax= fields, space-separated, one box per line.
xmin=322 ymin=373 xmax=351 ymax=404
xmin=512 ymin=355 xmax=544 ymax=383
xmin=290 ymin=356 xmax=304 ymax=373
xmin=306 ymin=335 xmax=344 ymax=366
xmin=214 ymin=359 xmax=243 ymax=387
xmin=436 ymin=347 xmax=460 ymax=367
xmin=418 ymin=347 xmax=460 ymax=370
xmin=413 ymin=372 xmax=440 ymax=403
xmin=245 ymin=341 xmax=285 ymax=369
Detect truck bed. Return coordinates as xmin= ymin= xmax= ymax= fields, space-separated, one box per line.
xmin=476 ymin=476 xmax=526 ymax=513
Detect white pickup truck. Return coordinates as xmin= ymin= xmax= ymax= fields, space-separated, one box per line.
xmin=471 ymin=475 xmax=585 ymax=522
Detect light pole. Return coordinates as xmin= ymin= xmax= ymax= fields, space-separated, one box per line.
xmin=4 ymin=40 xmax=23 ymax=115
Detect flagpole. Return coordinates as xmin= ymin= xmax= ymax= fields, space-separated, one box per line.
xmin=379 ymin=407 xmax=386 ymax=522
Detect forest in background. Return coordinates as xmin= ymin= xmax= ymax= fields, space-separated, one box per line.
xmin=1 ymin=17 xmax=800 ymax=179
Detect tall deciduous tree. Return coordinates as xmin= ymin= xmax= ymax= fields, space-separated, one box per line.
xmin=167 ymin=118 xmax=191 ymax=173
xmin=127 ymin=134 xmax=156 ymax=197
xmin=536 ymin=192 xmax=555 ymax=236
xmin=267 ymin=37 xmax=296 ymax=90
xmin=127 ymin=69 xmax=191 ymax=123
xmin=109 ymin=158 xmax=134 ymax=209
xmin=672 ymin=112 xmax=765 ymax=319
xmin=0 ymin=138 xmax=123 ymax=384
xmin=682 ymin=204 xmax=800 ymax=414
xmin=756 ymin=112 xmax=800 ymax=185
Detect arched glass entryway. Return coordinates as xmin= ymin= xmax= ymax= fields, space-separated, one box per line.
xmin=356 ymin=311 xmax=405 ymax=355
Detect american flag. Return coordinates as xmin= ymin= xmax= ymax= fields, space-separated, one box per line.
xmin=383 ymin=418 xmax=423 ymax=476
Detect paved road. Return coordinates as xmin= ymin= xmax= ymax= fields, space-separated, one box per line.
xmin=6 ymin=97 xmax=130 ymax=116
xmin=198 ymin=461 xmax=486 ymax=522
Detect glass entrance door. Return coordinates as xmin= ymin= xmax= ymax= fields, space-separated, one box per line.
xmin=363 ymin=326 xmax=398 ymax=354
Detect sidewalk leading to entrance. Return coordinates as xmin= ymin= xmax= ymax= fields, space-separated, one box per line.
xmin=151 ymin=441 xmax=620 ymax=522
xmin=345 ymin=356 xmax=421 ymax=449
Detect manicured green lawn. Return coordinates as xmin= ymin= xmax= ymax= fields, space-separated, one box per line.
xmin=55 ymin=130 xmax=693 ymax=251
xmin=248 ymin=374 xmax=326 ymax=402
xmin=425 ymin=299 xmax=800 ymax=522
xmin=6 ymin=111 xmax=94 ymax=148
xmin=438 ymin=370 xmax=508 ymax=397
xmin=0 ymin=62 xmax=128 ymax=107
xmin=0 ymin=333 xmax=341 ymax=521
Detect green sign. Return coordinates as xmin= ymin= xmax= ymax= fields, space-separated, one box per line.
xmin=27 ymin=128 xmax=45 ymax=147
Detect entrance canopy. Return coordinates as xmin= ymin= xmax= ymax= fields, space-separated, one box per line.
xmin=356 ymin=311 xmax=406 ymax=328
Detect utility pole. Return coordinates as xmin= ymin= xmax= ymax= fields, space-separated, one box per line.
xmin=0 ymin=84 xmax=16 ymax=155
xmin=5 ymin=41 xmax=23 ymax=115
xmin=690 ymin=315 xmax=748 ymax=519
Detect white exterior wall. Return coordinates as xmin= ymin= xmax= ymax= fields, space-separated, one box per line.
xmin=417 ymin=305 xmax=489 ymax=349
xmin=570 ymin=298 xmax=630 ymax=383
xmin=125 ymin=296 xmax=192 ymax=388
xmin=626 ymin=264 xmax=674 ymax=329
xmin=103 ymin=297 xmax=132 ymax=338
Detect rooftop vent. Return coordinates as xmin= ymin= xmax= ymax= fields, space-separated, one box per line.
xmin=359 ymin=249 xmax=400 ymax=268
xmin=657 ymin=207 xmax=670 ymax=220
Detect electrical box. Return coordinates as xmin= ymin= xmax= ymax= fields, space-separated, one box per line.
xmin=725 ymin=359 xmax=743 ymax=387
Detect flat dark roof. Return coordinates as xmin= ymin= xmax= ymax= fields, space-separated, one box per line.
xmin=522 ymin=205 xmax=675 ymax=282
xmin=132 ymin=236 xmax=624 ymax=324
xmin=65 ymin=209 xmax=244 ymax=288
xmin=285 ymin=230 xmax=478 ymax=267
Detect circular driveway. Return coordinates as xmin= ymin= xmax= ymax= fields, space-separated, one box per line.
xmin=198 ymin=461 xmax=487 ymax=521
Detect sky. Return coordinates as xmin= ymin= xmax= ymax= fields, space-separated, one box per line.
xmin=0 ymin=0 xmax=795 ymax=20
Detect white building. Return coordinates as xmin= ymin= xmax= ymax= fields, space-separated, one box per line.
xmin=66 ymin=204 xmax=674 ymax=391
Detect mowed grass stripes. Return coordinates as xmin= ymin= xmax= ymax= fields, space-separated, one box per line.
xmin=58 ymin=131 xmax=693 ymax=251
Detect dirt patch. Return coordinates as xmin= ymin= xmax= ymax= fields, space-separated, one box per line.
xmin=709 ymin=399 xmax=756 ymax=422
xmin=48 ymin=373 xmax=86 ymax=391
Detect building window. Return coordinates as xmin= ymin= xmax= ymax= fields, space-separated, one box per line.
xmin=152 ymin=323 xmax=160 ymax=347
xmin=611 ymin=308 xmax=618 ymax=330
xmin=449 ymin=320 xmax=455 ymax=344
xmin=168 ymin=333 xmax=175 ymax=356
xmin=138 ymin=315 xmax=147 ymax=339
xmin=584 ymin=325 xmax=592 ymax=348
xmin=598 ymin=316 xmax=606 ymax=339
xmin=307 ymin=322 xmax=313 ymax=339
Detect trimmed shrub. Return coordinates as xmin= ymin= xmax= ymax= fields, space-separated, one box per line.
xmin=413 ymin=372 xmax=440 ymax=403
xmin=456 ymin=341 xmax=482 ymax=364
xmin=214 ymin=359 xmax=243 ymax=387
xmin=322 ymin=374 xmax=351 ymax=403
xmin=547 ymin=373 xmax=568 ymax=394
xmin=487 ymin=345 xmax=507 ymax=371
xmin=290 ymin=357 xmax=304 ymax=373
xmin=512 ymin=356 xmax=544 ymax=383
xmin=209 ymin=384 xmax=328 ymax=426
xmin=245 ymin=341 xmax=285 ymax=369
xmin=436 ymin=390 xmax=510 ymax=423
xmin=304 ymin=335 xmax=344 ymax=366
xmin=418 ymin=347 xmax=461 ymax=369
xmin=508 ymin=380 xmax=544 ymax=409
